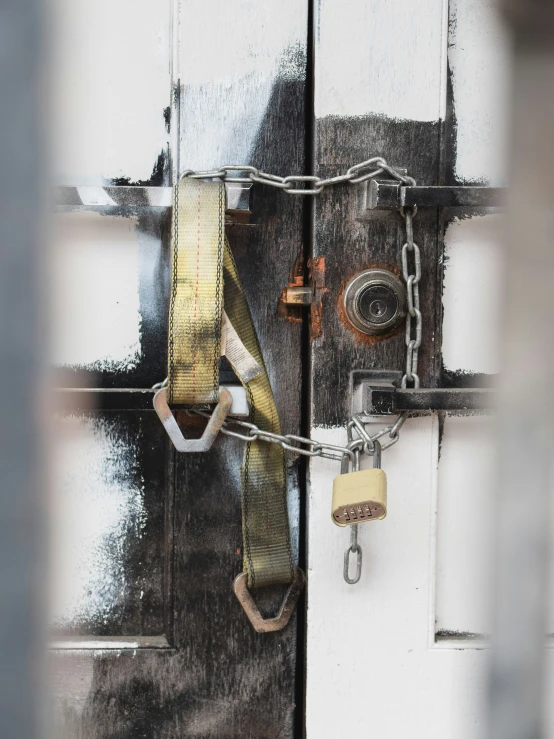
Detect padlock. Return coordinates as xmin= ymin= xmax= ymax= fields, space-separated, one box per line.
xmin=332 ymin=440 xmax=387 ymax=526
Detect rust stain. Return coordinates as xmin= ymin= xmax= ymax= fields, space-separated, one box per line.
xmin=337 ymin=262 xmax=404 ymax=346
xmin=309 ymin=257 xmax=328 ymax=341
xmin=277 ymin=249 xmax=305 ymax=323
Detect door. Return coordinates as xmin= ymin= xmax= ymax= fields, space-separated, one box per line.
xmin=307 ymin=2 xmax=554 ymax=738
xmin=48 ymin=1 xmax=551 ymax=738
xmin=49 ymin=1 xmax=308 ymax=736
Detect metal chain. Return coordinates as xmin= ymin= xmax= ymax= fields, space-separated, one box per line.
xmin=160 ymin=157 xmax=420 ymax=462
xmin=401 ymin=209 xmax=422 ymax=388
xmin=182 ymin=158 xmax=415 ymax=196
xmin=193 ymin=410 xmax=404 ymax=462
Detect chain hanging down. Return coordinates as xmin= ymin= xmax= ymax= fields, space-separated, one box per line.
xmin=401 ymin=208 xmax=422 ymax=389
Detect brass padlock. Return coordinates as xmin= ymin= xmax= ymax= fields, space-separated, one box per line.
xmin=332 ymin=440 xmax=387 ymax=526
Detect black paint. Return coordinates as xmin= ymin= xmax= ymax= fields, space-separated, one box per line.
xmin=312 ymin=115 xmax=442 ymax=427
xmin=50 ymin=412 xmax=169 ymax=640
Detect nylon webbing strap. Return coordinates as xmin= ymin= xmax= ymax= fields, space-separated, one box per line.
xmin=168 ymin=177 xmax=294 ymax=590
xmin=222 ymin=240 xmax=294 ymax=588
xmin=168 ymin=178 xmax=224 ymax=406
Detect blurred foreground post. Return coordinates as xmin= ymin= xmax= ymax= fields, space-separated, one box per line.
xmin=489 ymin=4 xmax=554 ymax=739
xmin=0 ymin=1 xmax=46 ymax=738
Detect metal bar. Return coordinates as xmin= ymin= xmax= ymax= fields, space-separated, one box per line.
xmin=487 ymin=6 xmax=554 ymax=739
xmin=55 ymin=182 xmax=252 ymax=213
xmin=360 ymin=384 xmax=494 ymax=415
xmin=395 ymin=387 xmax=494 ymax=412
xmin=365 ymin=180 xmax=506 ymax=209
xmin=403 ymin=186 xmax=505 ymax=208
xmin=54 ymin=385 xmax=249 ymax=415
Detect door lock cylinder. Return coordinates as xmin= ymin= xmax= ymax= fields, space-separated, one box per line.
xmin=343 ymin=268 xmax=407 ymax=336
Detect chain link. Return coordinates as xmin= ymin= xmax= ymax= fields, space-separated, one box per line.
xmin=182 ymin=158 xmax=415 ymax=196
xmin=401 ymin=209 xmax=422 ymax=388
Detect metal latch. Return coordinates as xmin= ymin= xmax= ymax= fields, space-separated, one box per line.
xmin=284 ymin=286 xmax=313 ymax=305
xmin=352 ymin=370 xmax=494 ymax=418
xmin=364 ymin=180 xmax=505 ymax=211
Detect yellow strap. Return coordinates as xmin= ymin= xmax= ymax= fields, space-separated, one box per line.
xmin=168 ymin=178 xmax=294 ymax=589
xmin=222 ymin=241 xmax=294 ymax=588
xmin=168 ymin=178 xmax=224 ymax=405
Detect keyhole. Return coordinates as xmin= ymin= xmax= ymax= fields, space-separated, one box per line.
xmin=370 ymin=299 xmax=386 ymax=317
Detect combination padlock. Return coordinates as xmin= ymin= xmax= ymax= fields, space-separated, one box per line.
xmin=332 ymin=439 xmax=387 ymax=526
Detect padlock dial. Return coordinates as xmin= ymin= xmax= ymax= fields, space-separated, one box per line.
xmin=331 ymin=468 xmax=387 ymax=527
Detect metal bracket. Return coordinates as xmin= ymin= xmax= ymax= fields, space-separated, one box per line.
xmin=364 ymin=180 xmax=505 ymax=210
xmin=284 ymin=286 xmax=313 ymax=305
xmin=233 ymin=566 xmax=305 ymax=633
xmin=351 ymin=370 xmax=494 ymax=417
xmin=153 ymin=386 xmax=233 ymax=452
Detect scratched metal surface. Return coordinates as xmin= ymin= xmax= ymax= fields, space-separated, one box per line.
xmin=49 ymin=0 xmax=308 ymax=737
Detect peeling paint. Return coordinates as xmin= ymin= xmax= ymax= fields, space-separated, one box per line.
xmin=177 ymin=2 xmax=308 ymax=169
xmin=50 ymin=414 xmax=147 ymax=632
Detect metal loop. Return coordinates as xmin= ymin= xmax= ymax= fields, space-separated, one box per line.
xmin=221 ymin=165 xmax=259 ymax=176
xmin=249 ymin=173 xmax=288 ymax=189
xmin=351 ymin=415 xmax=376 ymax=456
xmin=348 ymin=168 xmax=385 ymax=185
xmin=316 ymin=173 xmax=354 ymax=188
xmin=400 ymin=204 xmax=418 ymax=218
xmin=183 ymin=169 xmax=227 ymax=180
xmin=389 ymin=413 xmax=408 ymax=439
xmin=346 ymin=157 xmax=387 ymax=176
xmin=344 ymin=525 xmax=362 ymax=585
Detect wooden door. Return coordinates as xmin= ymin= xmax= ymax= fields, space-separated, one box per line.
xmin=49 ymin=1 xmax=554 ymax=737
xmin=49 ymin=1 xmax=308 ymax=736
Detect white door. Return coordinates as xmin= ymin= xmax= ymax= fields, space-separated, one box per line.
xmin=306 ymin=2 xmax=554 ymax=737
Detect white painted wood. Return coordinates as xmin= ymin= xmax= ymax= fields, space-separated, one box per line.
xmin=309 ymin=1 xmax=455 ymax=732
xmin=436 ymin=415 xmax=554 ymax=642
xmin=307 ymin=419 xmax=491 ymax=739
xmin=448 ymin=0 xmax=511 ymax=184
xmin=435 ymin=415 xmax=495 ymax=637
xmin=442 ymin=215 xmax=503 ymax=375
xmin=50 ymin=212 xmax=143 ymax=371
xmin=315 ymin=0 xmax=448 ymax=121
xmin=175 ymin=0 xmax=308 ymax=171
xmin=51 ymin=0 xmax=170 ymax=184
